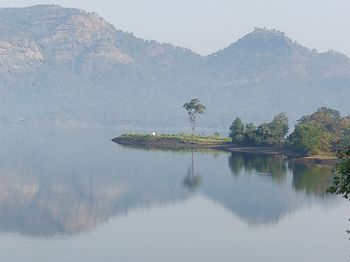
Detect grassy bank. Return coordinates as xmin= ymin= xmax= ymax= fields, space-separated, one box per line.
xmin=112 ymin=133 xmax=337 ymax=166
xmin=112 ymin=133 xmax=231 ymax=149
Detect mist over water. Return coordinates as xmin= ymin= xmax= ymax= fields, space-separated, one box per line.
xmin=0 ymin=3 xmax=349 ymax=262
xmin=0 ymin=123 xmax=348 ymax=261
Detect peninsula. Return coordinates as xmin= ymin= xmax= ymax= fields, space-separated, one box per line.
xmin=112 ymin=133 xmax=338 ymax=166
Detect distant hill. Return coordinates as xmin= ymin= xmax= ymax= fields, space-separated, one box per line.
xmin=206 ymin=28 xmax=350 ymax=80
xmin=0 ymin=5 xmax=349 ymax=128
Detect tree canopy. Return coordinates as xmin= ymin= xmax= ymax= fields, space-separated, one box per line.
xmin=328 ymin=146 xmax=350 ymax=199
xmin=183 ymin=98 xmax=206 ymax=136
xmin=229 ymin=113 xmax=288 ymax=147
xmin=229 ymin=117 xmax=245 ymax=144
xmin=229 ymin=108 xmax=349 ymax=156
xmin=288 ymin=108 xmax=349 ymax=155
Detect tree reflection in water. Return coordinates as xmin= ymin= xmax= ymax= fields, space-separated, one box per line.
xmin=0 ymin=122 xmax=339 ymax=238
xmin=228 ymin=152 xmax=333 ymax=197
xmin=182 ymin=150 xmax=201 ymax=192
xmin=290 ymin=163 xmax=332 ymax=196
xmin=228 ymin=152 xmax=287 ymax=183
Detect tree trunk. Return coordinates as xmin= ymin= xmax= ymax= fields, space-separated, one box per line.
xmin=192 ymin=124 xmax=195 ymax=142
xmin=191 ymin=150 xmax=194 ymax=178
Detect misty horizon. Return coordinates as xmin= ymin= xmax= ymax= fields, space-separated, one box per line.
xmin=0 ymin=2 xmax=349 ymax=262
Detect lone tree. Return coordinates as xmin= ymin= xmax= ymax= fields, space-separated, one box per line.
xmin=183 ymin=98 xmax=206 ymax=136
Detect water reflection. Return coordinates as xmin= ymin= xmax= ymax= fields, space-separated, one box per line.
xmin=182 ymin=151 xmax=202 ymax=191
xmin=228 ymin=152 xmax=333 ymax=196
xmin=0 ymin=124 xmax=340 ymax=238
xmin=228 ymin=152 xmax=287 ymax=183
xmin=290 ymin=163 xmax=333 ymax=196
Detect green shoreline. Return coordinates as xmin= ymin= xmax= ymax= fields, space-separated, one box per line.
xmin=112 ymin=133 xmax=337 ymax=166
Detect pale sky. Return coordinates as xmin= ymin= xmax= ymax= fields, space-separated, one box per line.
xmin=1 ymin=0 xmax=349 ymax=56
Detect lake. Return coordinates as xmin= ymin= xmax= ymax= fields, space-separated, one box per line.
xmin=0 ymin=123 xmax=348 ymax=262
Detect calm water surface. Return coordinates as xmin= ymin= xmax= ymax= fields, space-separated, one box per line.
xmin=0 ymin=123 xmax=348 ymax=262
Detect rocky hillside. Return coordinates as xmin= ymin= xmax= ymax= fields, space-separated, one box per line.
xmin=0 ymin=5 xmax=349 ymax=127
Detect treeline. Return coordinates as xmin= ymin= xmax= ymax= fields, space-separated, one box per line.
xmin=229 ymin=113 xmax=289 ymax=147
xmin=229 ymin=107 xmax=350 ymax=156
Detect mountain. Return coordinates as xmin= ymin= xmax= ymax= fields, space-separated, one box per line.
xmin=206 ymin=28 xmax=350 ymax=80
xmin=0 ymin=5 xmax=349 ymax=128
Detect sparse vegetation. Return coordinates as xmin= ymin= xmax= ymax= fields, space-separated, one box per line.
xmin=116 ymin=133 xmax=230 ymax=145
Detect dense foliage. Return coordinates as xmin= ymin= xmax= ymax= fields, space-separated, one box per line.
xmin=328 ymin=146 xmax=350 ymax=199
xmin=229 ymin=113 xmax=289 ymax=147
xmin=229 ymin=108 xmax=350 ymax=156
xmin=288 ymin=107 xmax=349 ymax=155
xmin=288 ymin=122 xmax=333 ymax=155
xmin=229 ymin=118 xmax=245 ymax=144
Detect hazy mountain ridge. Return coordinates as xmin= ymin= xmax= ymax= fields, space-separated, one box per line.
xmin=206 ymin=28 xmax=350 ymax=81
xmin=0 ymin=5 xmax=349 ymax=127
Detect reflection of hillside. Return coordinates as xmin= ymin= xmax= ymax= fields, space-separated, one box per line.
xmin=200 ymin=166 xmax=295 ymax=225
xmin=0 ymin=125 xmax=191 ymax=237
xmin=0 ymin=124 xmax=340 ymax=237
xmin=0 ymin=172 xmax=39 ymax=203
xmin=0 ymin=169 xmax=129 ymax=236
xmin=206 ymin=152 xmax=336 ymax=224
xmin=0 ymin=167 xmax=190 ymax=237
